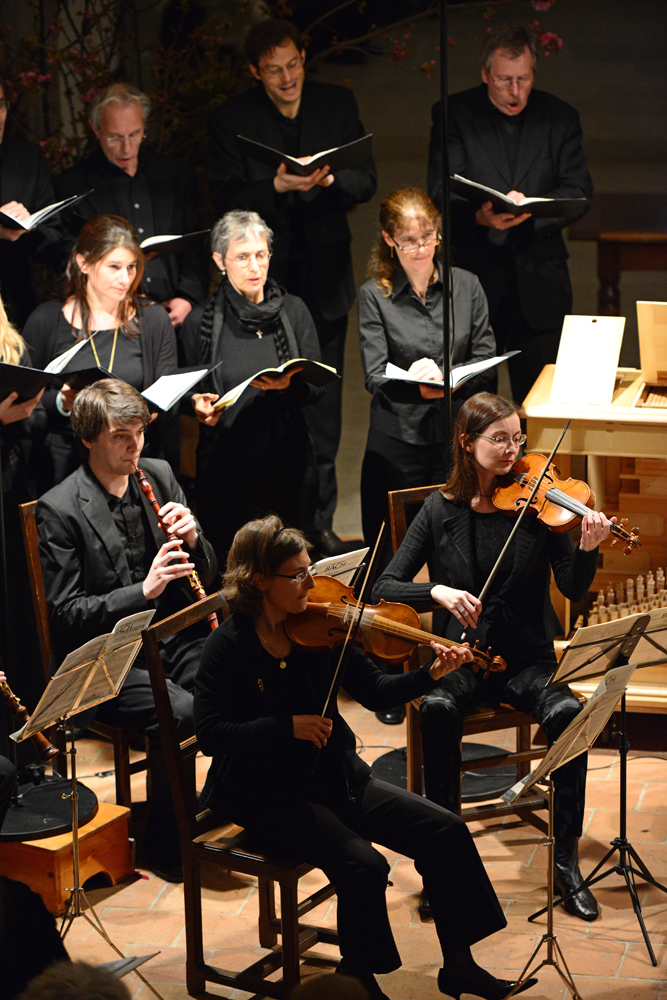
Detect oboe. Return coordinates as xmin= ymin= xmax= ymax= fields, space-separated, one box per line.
xmin=133 ymin=464 xmax=219 ymax=630
xmin=0 ymin=679 xmax=60 ymax=763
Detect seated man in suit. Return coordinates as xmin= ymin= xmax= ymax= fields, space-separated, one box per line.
xmin=208 ymin=19 xmax=377 ymax=556
xmin=0 ymin=81 xmax=63 ymax=327
xmin=428 ymin=25 xmax=593 ymax=403
xmin=36 ymin=380 xmax=217 ymax=880
xmin=54 ymin=83 xmax=207 ymax=329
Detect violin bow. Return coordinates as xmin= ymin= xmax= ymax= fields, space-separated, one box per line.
xmin=460 ymin=419 xmax=571 ymax=641
xmin=319 ymin=521 xmax=387 ymax=719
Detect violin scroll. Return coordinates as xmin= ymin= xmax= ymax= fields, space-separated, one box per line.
xmin=609 ymin=518 xmax=642 ymax=555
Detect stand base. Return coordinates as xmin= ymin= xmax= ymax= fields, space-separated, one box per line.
xmin=370 ymin=743 xmax=517 ymax=802
xmin=0 ymin=774 xmax=97 ymax=841
xmin=0 ymin=802 xmax=132 ymax=914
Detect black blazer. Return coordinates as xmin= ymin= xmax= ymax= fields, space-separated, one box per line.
xmin=54 ymin=147 xmax=208 ymax=306
xmin=207 ymin=79 xmax=377 ymax=321
xmin=36 ymin=458 xmax=217 ymax=668
xmin=0 ymin=137 xmax=62 ymax=326
xmin=428 ymin=86 xmax=593 ymax=329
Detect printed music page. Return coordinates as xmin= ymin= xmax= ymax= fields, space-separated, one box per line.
xmin=550 ymin=315 xmax=625 ymax=406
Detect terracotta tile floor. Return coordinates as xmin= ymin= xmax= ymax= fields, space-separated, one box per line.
xmin=53 ymin=695 xmax=666 ymax=999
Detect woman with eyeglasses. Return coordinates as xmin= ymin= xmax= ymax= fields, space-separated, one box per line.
xmin=21 ymin=213 xmax=178 ymax=491
xmin=180 ymin=210 xmax=321 ymax=565
xmin=373 ymin=391 xmax=614 ymax=923
xmin=358 ymin=187 xmax=497 ymax=566
xmin=194 ymin=513 xmax=538 ymax=1000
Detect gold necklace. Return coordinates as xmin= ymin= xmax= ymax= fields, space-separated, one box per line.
xmin=256 ymin=629 xmax=289 ymax=669
xmin=90 ymin=326 xmax=119 ymax=373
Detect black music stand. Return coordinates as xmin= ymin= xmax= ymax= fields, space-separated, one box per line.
xmin=529 ymin=608 xmax=667 ymax=965
xmin=502 ymin=616 xmax=647 ymax=998
xmin=12 ymin=610 xmax=164 ymax=998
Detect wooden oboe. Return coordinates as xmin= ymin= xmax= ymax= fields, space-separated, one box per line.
xmin=134 ymin=464 xmax=219 ymax=630
xmin=0 ymin=679 xmax=60 ymax=763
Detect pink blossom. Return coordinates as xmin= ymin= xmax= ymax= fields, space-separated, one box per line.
xmin=539 ymin=30 xmax=563 ymax=55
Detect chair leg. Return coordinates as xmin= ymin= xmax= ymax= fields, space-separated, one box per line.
xmin=258 ymin=877 xmax=278 ymax=948
xmin=185 ymin=858 xmax=207 ymax=996
xmin=113 ymin=728 xmax=132 ymax=809
xmin=279 ymin=879 xmax=301 ymax=993
xmin=516 ymin=723 xmax=532 ymax=781
xmin=406 ymin=701 xmax=423 ymax=794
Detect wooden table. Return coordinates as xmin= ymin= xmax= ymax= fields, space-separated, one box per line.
xmin=569 ymin=192 xmax=667 ymax=315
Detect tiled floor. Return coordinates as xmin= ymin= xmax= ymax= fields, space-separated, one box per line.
xmin=55 ymin=695 xmax=666 ymax=1000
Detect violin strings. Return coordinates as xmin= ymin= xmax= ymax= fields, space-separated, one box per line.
xmin=518 ymin=477 xmax=632 ymax=542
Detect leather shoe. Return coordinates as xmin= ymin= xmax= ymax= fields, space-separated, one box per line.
xmin=375 ymin=705 xmax=406 ymax=725
xmin=418 ymin=888 xmax=432 ymax=919
xmin=336 ymin=960 xmax=390 ymax=999
xmin=438 ymin=968 xmax=538 ymax=1000
xmin=554 ymin=836 xmax=599 ymax=921
xmin=313 ymin=528 xmax=356 ymax=557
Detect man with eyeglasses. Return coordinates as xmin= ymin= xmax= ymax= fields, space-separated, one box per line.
xmin=428 ymin=25 xmax=593 ymax=404
xmin=0 ymin=82 xmax=63 ymax=326
xmin=207 ymin=19 xmax=377 ymax=558
xmin=54 ymin=83 xmax=207 ymax=329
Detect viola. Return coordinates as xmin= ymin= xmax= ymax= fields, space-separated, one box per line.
xmin=284 ymin=575 xmax=506 ymax=673
xmin=492 ymin=453 xmax=641 ymax=554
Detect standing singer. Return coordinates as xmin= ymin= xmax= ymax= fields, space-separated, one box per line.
xmin=194 ymin=514 xmax=537 ymax=1000
xmin=373 ymin=392 xmax=613 ymax=922
xmin=36 ymin=379 xmax=217 ymax=880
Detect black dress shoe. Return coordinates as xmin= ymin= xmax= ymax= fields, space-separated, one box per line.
xmin=438 ymin=968 xmax=538 ymax=1000
xmin=554 ymin=836 xmax=599 ymax=921
xmin=418 ymin=888 xmax=432 ymax=919
xmin=336 ymin=960 xmax=390 ymax=999
xmin=313 ymin=528 xmax=356 ymax=557
xmin=375 ymin=705 xmax=406 ymax=725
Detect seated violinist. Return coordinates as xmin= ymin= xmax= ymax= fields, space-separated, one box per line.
xmin=194 ymin=513 xmax=538 ymax=1000
xmin=372 ymin=392 xmax=614 ymax=922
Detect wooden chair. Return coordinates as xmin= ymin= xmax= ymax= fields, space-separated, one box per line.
xmin=387 ymin=484 xmax=548 ymax=826
xmin=142 ymin=593 xmax=338 ymax=999
xmin=19 ymin=500 xmax=149 ymax=812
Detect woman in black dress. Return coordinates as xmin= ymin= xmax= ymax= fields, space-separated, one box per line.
xmin=22 ymin=214 xmax=178 ymax=490
xmin=194 ymin=513 xmax=537 ymax=1000
xmin=180 ymin=210 xmax=321 ymax=565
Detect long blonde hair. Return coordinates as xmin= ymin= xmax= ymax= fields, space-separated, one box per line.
xmin=0 ymin=295 xmax=26 ymax=366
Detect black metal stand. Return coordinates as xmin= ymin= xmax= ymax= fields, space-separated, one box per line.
xmin=528 ymin=694 xmax=667 ymax=966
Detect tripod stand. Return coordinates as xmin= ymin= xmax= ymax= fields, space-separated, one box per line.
xmin=529 ymin=692 xmax=667 ymax=965
xmin=58 ymin=721 xmax=163 ymax=998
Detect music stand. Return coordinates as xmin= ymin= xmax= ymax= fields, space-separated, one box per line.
xmin=500 ymin=613 xmax=647 ymax=999
xmin=529 ymin=608 xmax=667 ymax=965
xmin=11 ymin=610 xmax=164 ymax=999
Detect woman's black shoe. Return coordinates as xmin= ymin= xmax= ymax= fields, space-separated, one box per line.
xmin=374 ymin=706 xmax=406 ymax=725
xmin=554 ymin=835 xmax=599 ymax=921
xmin=438 ymin=968 xmax=538 ymax=1000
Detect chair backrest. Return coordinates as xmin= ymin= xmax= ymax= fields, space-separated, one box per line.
xmin=142 ymin=593 xmax=226 ymax=845
xmin=388 ymin=484 xmax=442 ymax=554
xmin=19 ymin=501 xmax=52 ymax=684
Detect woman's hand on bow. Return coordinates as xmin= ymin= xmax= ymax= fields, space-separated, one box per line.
xmin=293 ymin=714 xmax=333 ymax=748
xmin=431 ymin=584 xmax=482 ymax=629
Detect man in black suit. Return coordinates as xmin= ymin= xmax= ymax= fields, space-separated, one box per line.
xmin=428 ymin=25 xmax=593 ymax=402
xmin=0 ymin=82 xmax=62 ymax=327
xmin=36 ymin=380 xmax=217 ymax=879
xmin=208 ymin=20 xmax=377 ymax=555
xmin=55 ymin=84 xmax=207 ymax=329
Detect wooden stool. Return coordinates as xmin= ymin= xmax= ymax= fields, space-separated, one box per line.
xmin=0 ymin=803 xmax=133 ymax=915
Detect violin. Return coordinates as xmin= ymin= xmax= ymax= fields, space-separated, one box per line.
xmin=284 ymin=575 xmax=506 ymax=673
xmin=492 ymin=453 xmax=641 ymax=554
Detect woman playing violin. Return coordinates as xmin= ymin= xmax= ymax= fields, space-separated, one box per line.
xmin=374 ymin=391 xmax=614 ymax=923
xmin=194 ymin=514 xmax=537 ymax=1000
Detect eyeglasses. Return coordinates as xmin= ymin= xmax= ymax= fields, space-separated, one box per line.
xmin=488 ymin=74 xmax=534 ymax=90
xmin=259 ymin=55 xmax=303 ymax=79
xmin=100 ymin=129 xmax=145 ymax=147
xmin=225 ymin=250 xmax=273 ymax=267
xmin=274 ymin=565 xmax=317 ymax=584
xmin=392 ymin=234 xmax=441 ymax=254
xmin=476 ymin=433 xmax=527 ymax=449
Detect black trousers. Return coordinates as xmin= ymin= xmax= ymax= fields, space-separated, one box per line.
xmin=241 ymin=777 xmax=506 ymax=974
xmin=361 ymin=425 xmax=447 ymax=576
xmin=420 ymin=661 xmax=587 ymax=840
xmin=490 ymin=287 xmax=562 ymax=405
